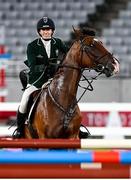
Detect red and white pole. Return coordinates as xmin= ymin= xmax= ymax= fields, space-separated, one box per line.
xmin=0 ymin=44 xmax=7 ymax=102
xmin=0 ymin=67 xmax=6 ymax=102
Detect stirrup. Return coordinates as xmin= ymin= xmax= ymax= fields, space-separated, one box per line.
xmin=12 ymin=128 xmax=23 ymax=139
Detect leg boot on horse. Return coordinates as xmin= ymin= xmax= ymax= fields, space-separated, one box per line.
xmin=12 ymin=110 xmax=26 ymax=139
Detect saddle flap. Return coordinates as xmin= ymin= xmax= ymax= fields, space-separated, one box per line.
xmin=26 ymin=89 xmax=42 ymax=123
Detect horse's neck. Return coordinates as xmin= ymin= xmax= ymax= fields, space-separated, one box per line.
xmin=51 ymin=68 xmax=81 ymax=108
xmin=50 ymin=44 xmax=81 ymax=108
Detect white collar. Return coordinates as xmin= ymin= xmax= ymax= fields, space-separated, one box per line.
xmin=41 ymin=37 xmax=51 ymax=46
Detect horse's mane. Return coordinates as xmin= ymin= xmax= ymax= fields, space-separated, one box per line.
xmin=81 ymin=27 xmax=96 ymax=36
xmin=72 ymin=26 xmax=96 ymax=40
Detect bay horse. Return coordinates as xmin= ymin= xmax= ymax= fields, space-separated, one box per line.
xmin=24 ymin=27 xmax=119 ymax=139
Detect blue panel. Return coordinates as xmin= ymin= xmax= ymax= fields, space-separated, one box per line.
xmin=0 ymin=150 xmax=93 ymax=164
xmin=0 ymin=54 xmax=12 ymax=59
xmin=120 ymin=151 xmax=131 ymax=164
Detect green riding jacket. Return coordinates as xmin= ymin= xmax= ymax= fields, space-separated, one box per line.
xmin=25 ymin=37 xmax=68 ymax=88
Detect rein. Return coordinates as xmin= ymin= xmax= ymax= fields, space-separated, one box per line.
xmin=47 ymin=38 xmax=110 ymax=112
xmin=47 ymin=63 xmax=82 ymax=115
xmin=47 ymin=62 xmax=102 ymax=129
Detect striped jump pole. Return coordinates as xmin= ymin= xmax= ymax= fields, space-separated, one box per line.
xmin=0 ymin=150 xmax=131 ymax=164
xmin=1 ymin=139 xmax=131 ymax=149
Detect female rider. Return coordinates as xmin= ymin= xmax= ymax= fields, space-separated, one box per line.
xmin=13 ymin=17 xmax=68 ymax=138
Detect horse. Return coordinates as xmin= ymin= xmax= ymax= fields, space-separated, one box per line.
xmin=24 ymin=27 xmax=119 ymax=139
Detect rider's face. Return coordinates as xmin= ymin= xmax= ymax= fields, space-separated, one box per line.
xmin=39 ymin=28 xmax=53 ymax=39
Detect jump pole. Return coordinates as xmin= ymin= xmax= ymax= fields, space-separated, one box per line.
xmin=0 ymin=164 xmax=130 ymax=178
xmin=1 ymin=139 xmax=131 ymax=149
xmin=0 ymin=150 xmax=131 ymax=164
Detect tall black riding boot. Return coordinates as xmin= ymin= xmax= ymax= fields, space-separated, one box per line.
xmin=12 ymin=110 xmax=26 ymax=139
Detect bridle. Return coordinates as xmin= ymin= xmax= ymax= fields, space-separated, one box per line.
xmin=79 ymin=38 xmax=116 ymax=75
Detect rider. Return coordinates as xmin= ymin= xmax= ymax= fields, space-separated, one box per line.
xmin=13 ymin=17 xmax=68 ymax=138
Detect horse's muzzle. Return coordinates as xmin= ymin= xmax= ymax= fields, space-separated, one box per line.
xmin=95 ymin=64 xmax=113 ymax=77
xmin=104 ymin=68 xmax=114 ymax=77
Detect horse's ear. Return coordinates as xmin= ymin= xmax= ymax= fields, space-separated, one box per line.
xmin=72 ymin=26 xmax=76 ymax=33
xmin=72 ymin=26 xmax=81 ymax=38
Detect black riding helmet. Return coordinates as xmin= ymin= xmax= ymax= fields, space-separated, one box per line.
xmin=37 ymin=17 xmax=55 ymax=34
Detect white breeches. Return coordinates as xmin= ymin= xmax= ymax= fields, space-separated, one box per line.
xmin=19 ymin=84 xmax=38 ymax=113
